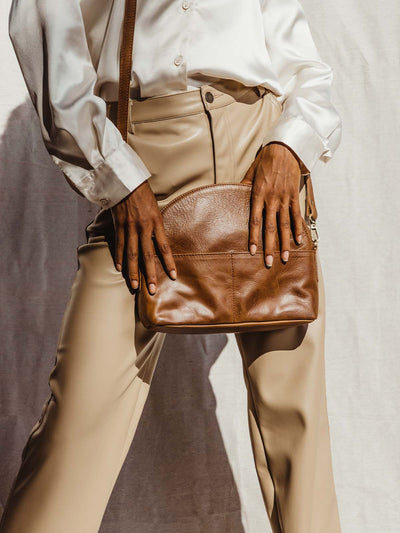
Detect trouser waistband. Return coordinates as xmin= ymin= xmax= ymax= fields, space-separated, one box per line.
xmin=106 ymin=79 xmax=271 ymax=126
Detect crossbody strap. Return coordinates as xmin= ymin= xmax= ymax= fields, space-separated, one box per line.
xmin=117 ymin=0 xmax=137 ymax=142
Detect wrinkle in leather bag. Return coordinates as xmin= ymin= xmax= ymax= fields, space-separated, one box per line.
xmin=137 ymin=183 xmax=319 ymax=334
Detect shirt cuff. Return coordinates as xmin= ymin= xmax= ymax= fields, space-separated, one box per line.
xmin=261 ymin=115 xmax=332 ymax=174
xmin=51 ymin=140 xmax=152 ymax=208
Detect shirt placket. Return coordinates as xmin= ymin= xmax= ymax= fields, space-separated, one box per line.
xmin=173 ymin=0 xmax=195 ymax=90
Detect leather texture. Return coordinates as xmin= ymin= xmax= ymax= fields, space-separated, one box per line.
xmin=117 ymin=0 xmax=137 ymax=142
xmin=137 ymin=183 xmax=319 ymax=333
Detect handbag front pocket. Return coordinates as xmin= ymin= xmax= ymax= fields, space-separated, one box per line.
xmin=137 ymin=249 xmax=318 ymax=333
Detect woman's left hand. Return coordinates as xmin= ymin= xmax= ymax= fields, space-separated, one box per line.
xmin=241 ymin=142 xmax=306 ymax=267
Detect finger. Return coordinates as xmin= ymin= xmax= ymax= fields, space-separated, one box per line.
xmin=290 ymin=198 xmax=304 ymax=245
xmin=248 ymin=184 xmax=265 ymax=254
xmin=264 ymin=203 xmax=277 ymax=267
xmin=278 ymin=204 xmax=291 ymax=263
xmin=126 ymin=229 xmax=139 ymax=289
xmin=140 ymin=230 xmax=158 ymax=295
xmin=154 ymin=222 xmax=177 ymax=280
xmin=114 ymin=224 xmax=125 ymax=272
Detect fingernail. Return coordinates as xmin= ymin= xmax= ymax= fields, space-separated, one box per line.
xmin=250 ymin=244 xmax=257 ymax=255
xmin=131 ymin=279 xmax=139 ymax=289
xmin=266 ymin=254 xmax=273 ymax=267
xmin=170 ymin=269 xmax=177 ymax=280
xmin=297 ymin=234 xmax=302 ymax=243
xmin=282 ymin=251 xmax=289 ymax=262
xmin=116 ymin=263 xmax=122 ymax=272
xmin=149 ymin=283 xmax=156 ymax=294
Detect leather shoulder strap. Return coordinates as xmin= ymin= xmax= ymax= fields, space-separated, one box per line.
xmin=304 ymin=174 xmax=318 ymax=221
xmin=117 ymin=0 xmax=137 ymax=142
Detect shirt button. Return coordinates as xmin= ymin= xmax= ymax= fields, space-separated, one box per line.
xmin=205 ymin=91 xmax=214 ymax=103
xmin=100 ymin=198 xmax=110 ymax=206
xmin=182 ymin=1 xmax=190 ymax=9
xmin=174 ymin=54 xmax=183 ymax=66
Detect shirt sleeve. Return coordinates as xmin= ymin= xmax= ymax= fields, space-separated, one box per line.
xmin=260 ymin=0 xmax=342 ymax=174
xmin=8 ymin=0 xmax=152 ymax=209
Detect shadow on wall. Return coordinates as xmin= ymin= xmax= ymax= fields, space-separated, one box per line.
xmin=0 ymin=100 xmax=245 ymax=532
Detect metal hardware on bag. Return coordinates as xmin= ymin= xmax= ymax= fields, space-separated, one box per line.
xmin=309 ymin=215 xmax=319 ymax=249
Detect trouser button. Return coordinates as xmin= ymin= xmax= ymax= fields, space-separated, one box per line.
xmin=205 ymin=91 xmax=214 ymax=103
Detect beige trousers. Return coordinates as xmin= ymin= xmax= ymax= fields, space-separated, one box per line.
xmin=0 ymin=79 xmax=341 ymax=533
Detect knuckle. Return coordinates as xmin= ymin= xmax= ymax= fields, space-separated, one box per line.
xmin=251 ymin=182 xmax=264 ymax=197
xmin=265 ymin=222 xmax=276 ymax=233
xmin=126 ymin=216 xmax=138 ymax=227
xmin=275 ymin=186 xmax=288 ymax=199
xmin=290 ymin=194 xmax=299 ymax=204
xmin=137 ymin=215 xmax=152 ymax=228
xmin=250 ymin=216 xmax=261 ymax=226
xmin=266 ymin=198 xmax=279 ymax=211
xmin=138 ymin=227 xmax=152 ymax=240
xmin=280 ymin=198 xmax=290 ymax=208
xmin=143 ymin=250 xmax=154 ymax=260
xmin=159 ymin=242 xmax=170 ymax=254
xmin=290 ymin=193 xmax=300 ymax=204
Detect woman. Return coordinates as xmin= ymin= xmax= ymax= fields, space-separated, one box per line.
xmin=1 ymin=0 xmax=342 ymax=532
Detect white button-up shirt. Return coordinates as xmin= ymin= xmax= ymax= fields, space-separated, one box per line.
xmin=8 ymin=0 xmax=342 ymax=208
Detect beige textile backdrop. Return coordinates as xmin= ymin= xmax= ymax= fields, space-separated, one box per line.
xmin=0 ymin=1 xmax=399 ymax=532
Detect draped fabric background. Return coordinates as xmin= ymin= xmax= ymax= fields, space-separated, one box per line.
xmin=0 ymin=1 xmax=398 ymax=531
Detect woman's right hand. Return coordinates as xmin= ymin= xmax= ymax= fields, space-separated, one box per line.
xmin=111 ymin=181 xmax=177 ymax=294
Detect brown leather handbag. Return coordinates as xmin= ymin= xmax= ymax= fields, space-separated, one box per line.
xmin=111 ymin=0 xmax=320 ymax=334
